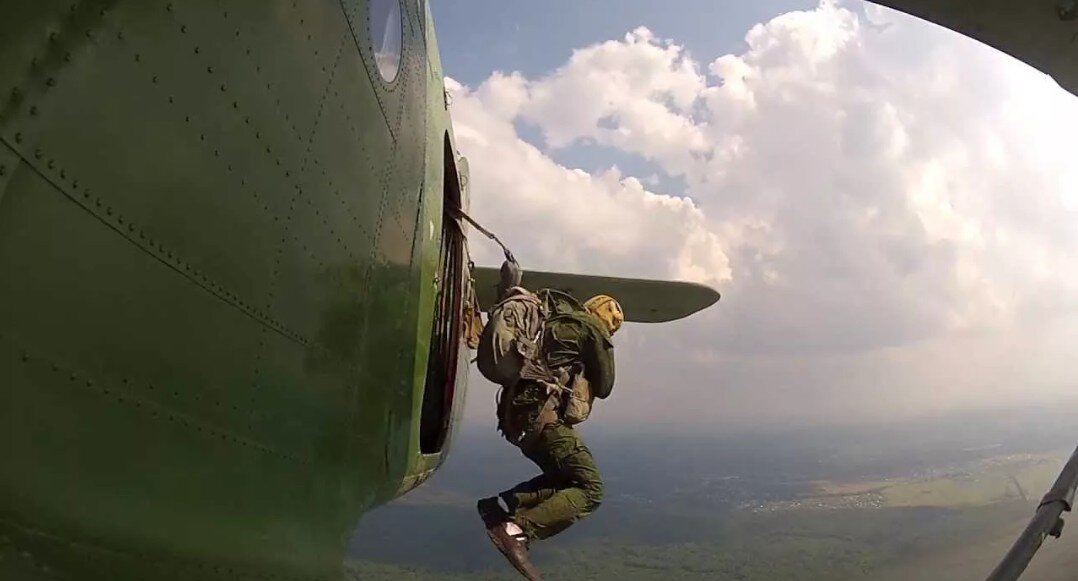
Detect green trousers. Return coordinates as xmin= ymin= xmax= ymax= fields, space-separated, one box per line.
xmin=500 ymin=423 xmax=604 ymax=541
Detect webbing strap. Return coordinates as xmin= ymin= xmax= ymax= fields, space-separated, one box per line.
xmin=448 ymin=206 xmax=517 ymax=265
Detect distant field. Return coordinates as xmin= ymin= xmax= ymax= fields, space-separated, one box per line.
xmin=883 ymin=453 xmax=1063 ymax=507
xmin=348 ymin=422 xmax=1077 ymax=581
xmin=785 ymin=451 xmax=1069 ymax=513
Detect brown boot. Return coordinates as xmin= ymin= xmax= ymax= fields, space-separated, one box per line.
xmin=485 ymin=521 xmax=542 ymax=581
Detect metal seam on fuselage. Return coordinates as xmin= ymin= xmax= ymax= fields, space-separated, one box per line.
xmin=0 ymin=135 xmax=311 ymax=349
xmin=337 ymin=0 xmax=398 ymax=145
xmin=0 ymin=140 xmax=19 ymax=208
xmin=252 ymin=33 xmax=350 ymax=385
xmin=2 ymin=330 xmax=312 ymax=465
xmin=0 ymin=1 xmax=317 ymax=347
xmin=0 ymin=2 xmax=109 ymax=133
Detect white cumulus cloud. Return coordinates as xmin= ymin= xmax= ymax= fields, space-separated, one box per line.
xmin=452 ymin=0 xmax=1078 ymax=425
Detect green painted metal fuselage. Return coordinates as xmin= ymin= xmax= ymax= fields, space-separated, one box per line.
xmin=0 ymin=1 xmax=467 ymax=579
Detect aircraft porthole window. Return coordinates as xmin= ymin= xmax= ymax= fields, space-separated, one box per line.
xmin=370 ymin=0 xmax=403 ymax=82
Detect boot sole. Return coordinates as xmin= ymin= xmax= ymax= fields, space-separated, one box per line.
xmin=485 ymin=526 xmax=541 ymax=581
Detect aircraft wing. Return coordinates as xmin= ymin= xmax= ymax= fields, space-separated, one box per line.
xmin=472 ymin=267 xmax=720 ymax=323
xmin=871 ymin=1 xmax=1078 ymax=98
xmin=987 ymin=444 xmax=1078 ymax=581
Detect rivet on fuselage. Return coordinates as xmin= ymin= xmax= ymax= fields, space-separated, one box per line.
xmin=13 ymin=132 xmax=22 ymax=143
xmin=29 ymin=106 xmax=38 ymax=116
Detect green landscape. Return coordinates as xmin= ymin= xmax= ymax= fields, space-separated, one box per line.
xmin=346 ymin=410 xmax=1077 ymax=580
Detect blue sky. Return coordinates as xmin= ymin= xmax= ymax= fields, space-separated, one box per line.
xmin=431 ymin=0 xmax=820 ymax=192
xmin=431 ymin=0 xmax=816 ymax=85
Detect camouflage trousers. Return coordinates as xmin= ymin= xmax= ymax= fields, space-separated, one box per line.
xmin=499 ymin=422 xmax=604 ymax=541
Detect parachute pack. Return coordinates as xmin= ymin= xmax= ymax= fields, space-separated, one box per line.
xmin=476 ymin=286 xmax=545 ymax=386
xmin=478 ymin=286 xmax=596 ymax=430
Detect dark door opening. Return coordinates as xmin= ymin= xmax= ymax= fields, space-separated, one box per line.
xmin=419 ymin=137 xmax=465 ymax=454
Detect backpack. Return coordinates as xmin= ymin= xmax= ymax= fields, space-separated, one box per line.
xmin=476 ymin=287 xmax=547 ymax=386
xmin=536 ymin=288 xmax=586 ymax=318
xmin=477 ymin=287 xmax=592 ymax=385
xmin=542 ymin=305 xmax=599 ymax=427
xmin=482 ymin=287 xmax=601 ymax=440
xmin=559 ymin=368 xmax=593 ymax=426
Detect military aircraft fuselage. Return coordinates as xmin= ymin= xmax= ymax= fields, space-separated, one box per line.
xmin=0 ymin=1 xmax=467 ymax=579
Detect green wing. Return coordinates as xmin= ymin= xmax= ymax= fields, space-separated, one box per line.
xmin=473 ymin=267 xmax=720 ymax=323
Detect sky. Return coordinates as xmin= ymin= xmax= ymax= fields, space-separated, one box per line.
xmin=430 ymin=0 xmax=1078 ymax=429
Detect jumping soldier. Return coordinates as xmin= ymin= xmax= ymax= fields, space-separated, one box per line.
xmin=477 ymin=279 xmax=624 ymax=580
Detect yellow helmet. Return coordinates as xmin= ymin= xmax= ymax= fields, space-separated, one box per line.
xmin=584 ymin=294 xmax=624 ymax=336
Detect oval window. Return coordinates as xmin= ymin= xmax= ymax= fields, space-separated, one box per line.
xmin=370 ymin=0 xmax=402 ymax=82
